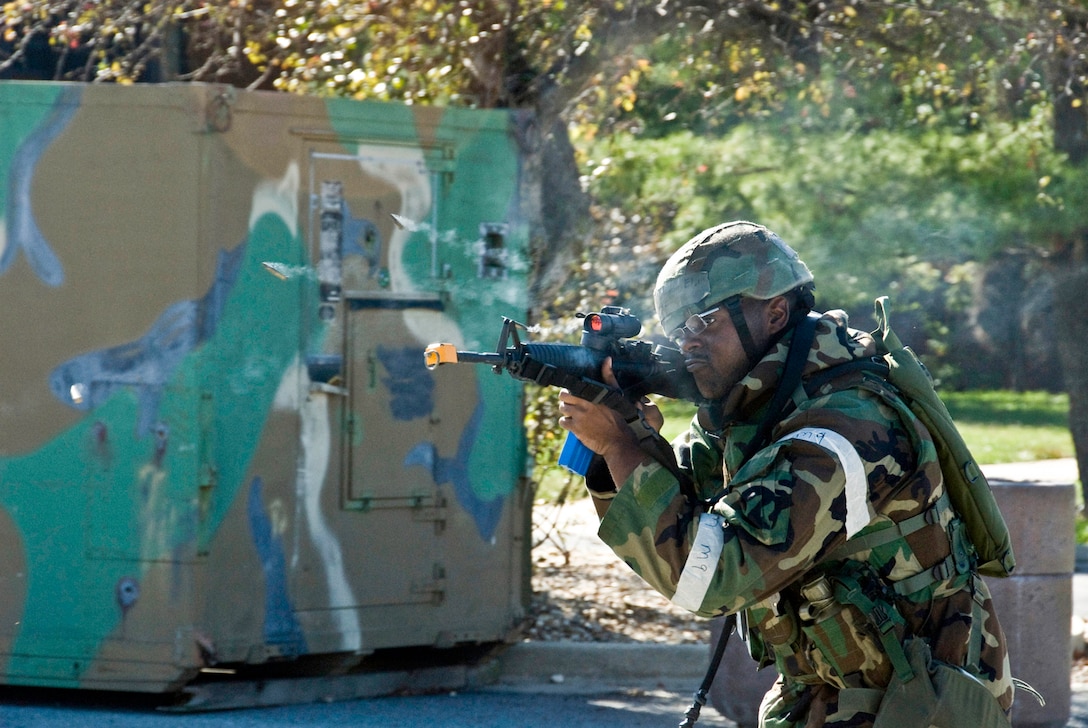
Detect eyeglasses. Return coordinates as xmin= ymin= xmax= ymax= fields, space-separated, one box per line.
xmin=668 ymin=306 xmax=720 ymax=345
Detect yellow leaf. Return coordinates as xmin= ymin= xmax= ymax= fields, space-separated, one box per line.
xmin=843 ymin=5 xmax=857 ymax=17
xmin=1074 ymin=98 xmax=1083 ymax=108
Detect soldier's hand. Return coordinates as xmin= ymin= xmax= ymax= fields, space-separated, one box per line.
xmin=600 ymin=357 xmax=664 ymax=434
xmin=557 ymin=388 xmax=631 ymax=457
xmin=558 ymin=357 xmax=666 ymax=458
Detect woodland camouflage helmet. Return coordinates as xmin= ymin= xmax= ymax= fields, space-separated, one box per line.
xmin=654 ymin=221 xmax=814 ymax=337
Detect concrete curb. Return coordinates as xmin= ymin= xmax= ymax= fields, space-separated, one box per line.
xmin=486 ymin=642 xmax=712 ymax=694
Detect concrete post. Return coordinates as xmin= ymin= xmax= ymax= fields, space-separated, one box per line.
xmin=986 ymin=479 xmax=1075 ymax=728
xmin=707 ymin=617 xmax=776 ymax=728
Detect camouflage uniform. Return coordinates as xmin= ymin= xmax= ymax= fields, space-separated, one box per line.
xmin=589 ymin=309 xmax=1013 ymax=727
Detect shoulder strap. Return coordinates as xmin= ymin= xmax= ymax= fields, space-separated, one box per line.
xmin=803 ymin=358 xmax=889 ymax=396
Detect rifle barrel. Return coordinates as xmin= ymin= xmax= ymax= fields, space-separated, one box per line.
xmin=454 ymin=351 xmax=507 ymax=365
xmin=424 ymin=343 xmax=507 ymax=369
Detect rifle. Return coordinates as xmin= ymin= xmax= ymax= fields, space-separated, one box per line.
xmin=424 ymin=306 xmax=700 ymax=476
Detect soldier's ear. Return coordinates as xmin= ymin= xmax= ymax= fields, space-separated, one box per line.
xmin=765 ymin=295 xmax=790 ymax=336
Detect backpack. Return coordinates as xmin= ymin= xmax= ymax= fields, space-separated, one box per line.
xmin=869 ymin=296 xmax=1015 ymax=578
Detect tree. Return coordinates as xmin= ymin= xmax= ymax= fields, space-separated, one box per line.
xmin=0 ymin=1 xmax=252 ymax=84
xmin=5 ymin=0 xmax=1088 ymax=497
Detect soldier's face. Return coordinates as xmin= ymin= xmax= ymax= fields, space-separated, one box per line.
xmin=679 ymin=297 xmax=786 ymax=400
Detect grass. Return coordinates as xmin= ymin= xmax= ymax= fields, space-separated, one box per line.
xmin=531 ymin=390 xmax=1077 ymax=503
xmin=941 ymin=390 xmax=1073 ymax=464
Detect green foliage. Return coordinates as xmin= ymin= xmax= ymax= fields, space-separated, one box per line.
xmin=591 ymin=2 xmax=1067 ymax=143
xmin=585 ymin=112 xmax=1075 ymax=263
xmin=5 ymin=1 xmax=1083 ymax=145
xmin=0 ymin=1 xmax=196 ymax=82
xmin=270 ymin=1 xmax=518 ymax=104
xmin=524 ymin=383 xmax=583 ymax=503
xmin=576 ymin=112 xmax=1088 ymax=385
xmin=657 ymin=398 xmax=699 ymax=444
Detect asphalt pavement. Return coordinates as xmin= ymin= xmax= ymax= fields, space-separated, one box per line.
xmin=0 ymin=684 xmax=737 ymax=728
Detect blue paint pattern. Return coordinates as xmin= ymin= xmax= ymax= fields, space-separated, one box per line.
xmin=246 ymin=476 xmax=307 ymax=655
xmin=2 ymin=87 xmax=81 ymax=286
xmin=377 ymin=345 xmax=434 ymax=421
xmin=342 ymin=209 xmax=381 ymax=275
xmin=405 ymin=405 xmax=505 ymax=541
xmin=48 ymin=245 xmax=244 ymax=436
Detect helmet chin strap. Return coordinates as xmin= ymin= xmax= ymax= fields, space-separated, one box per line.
xmin=722 ymin=296 xmax=763 ymax=370
xmin=696 ymin=299 xmax=764 ymax=435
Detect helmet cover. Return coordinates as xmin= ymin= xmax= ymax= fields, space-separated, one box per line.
xmin=654 ymin=221 xmax=814 ymax=335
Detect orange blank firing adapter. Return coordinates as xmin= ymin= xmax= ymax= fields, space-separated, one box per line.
xmin=424 ymin=343 xmax=459 ymax=369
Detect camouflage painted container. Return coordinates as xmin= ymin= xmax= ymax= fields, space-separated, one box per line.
xmin=0 ymin=81 xmax=530 ymax=695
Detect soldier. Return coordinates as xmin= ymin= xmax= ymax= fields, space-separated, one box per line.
xmin=557 ymin=221 xmax=1014 ymax=727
